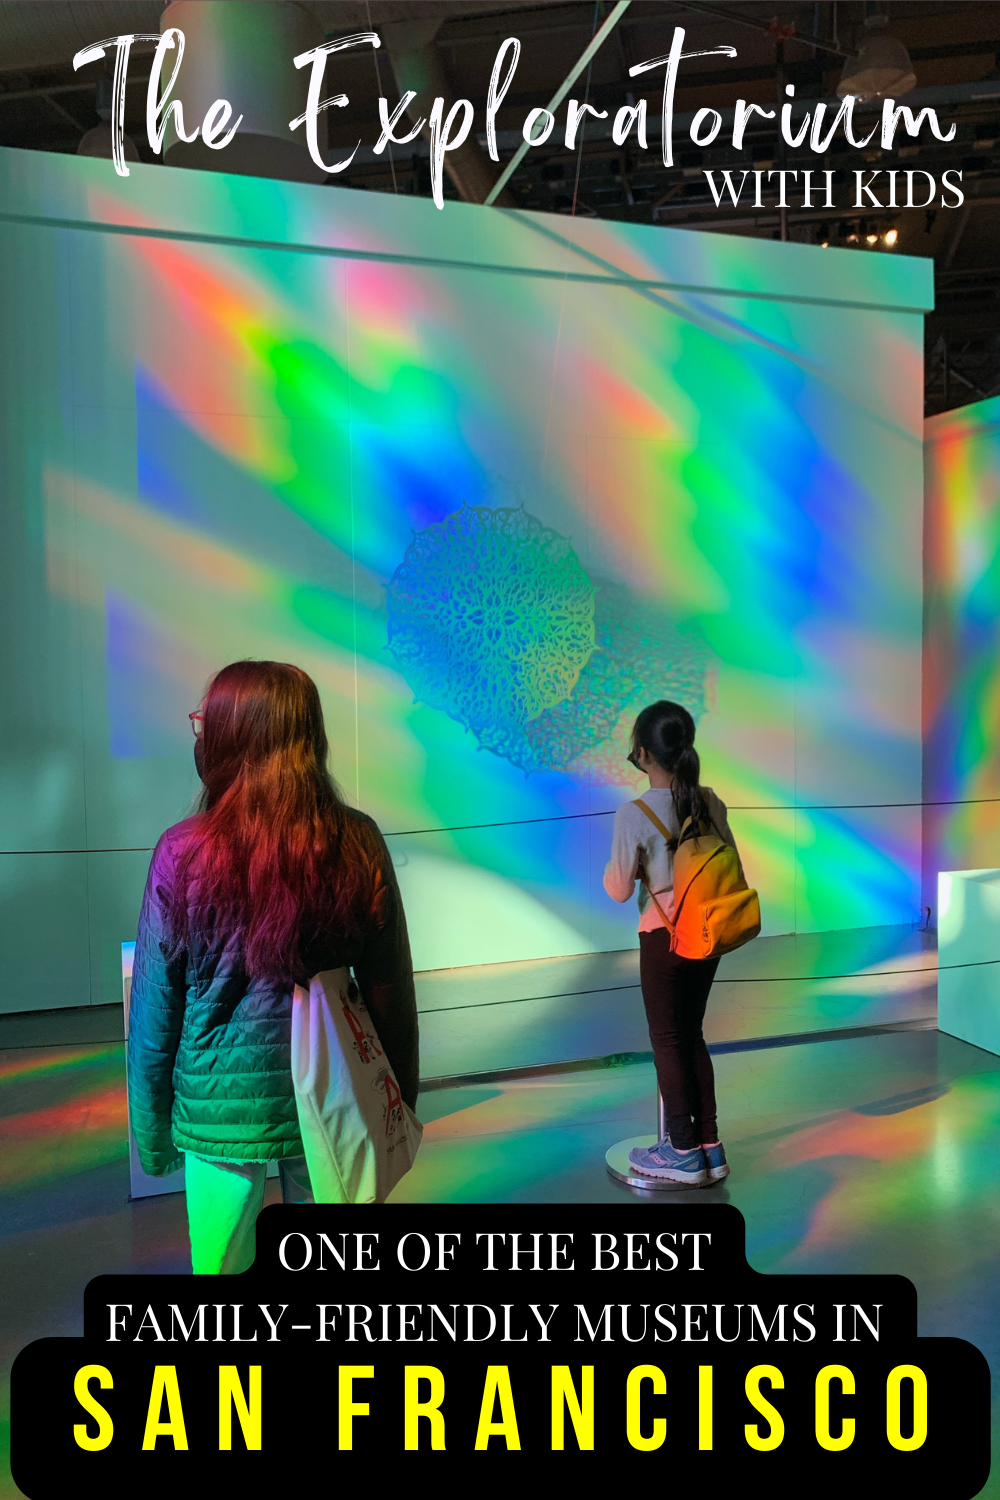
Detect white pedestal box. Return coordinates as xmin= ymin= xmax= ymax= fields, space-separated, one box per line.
xmin=937 ymin=870 xmax=1000 ymax=1055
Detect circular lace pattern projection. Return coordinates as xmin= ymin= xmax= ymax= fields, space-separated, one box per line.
xmin=386 ymin=506 xmax=710 ymax=779
xmin=526 ymin=583 xmax=710 ymax=777
xmin=387 ymin=505 xmax=596 ymax=764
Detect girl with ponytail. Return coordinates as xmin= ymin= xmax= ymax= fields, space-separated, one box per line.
xmin=604 ymin=700 xmax=741 ymax=1187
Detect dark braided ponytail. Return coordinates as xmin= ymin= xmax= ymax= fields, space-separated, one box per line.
xmin=630 ymin=700 xmax=709 ymax=828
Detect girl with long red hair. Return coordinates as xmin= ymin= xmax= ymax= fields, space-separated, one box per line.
xmin=128 ymin=660 xmax=418 ymax=1273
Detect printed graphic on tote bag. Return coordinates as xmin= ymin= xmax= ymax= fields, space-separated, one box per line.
xmin=341 ymin=994 xmax=384 ymax=1065
xmin=372 ymin=1066 xmax=407 ymax=1143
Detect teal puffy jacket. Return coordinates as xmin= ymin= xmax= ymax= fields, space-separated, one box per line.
xmin=127 ymin=810 xmax=419 ymax=1176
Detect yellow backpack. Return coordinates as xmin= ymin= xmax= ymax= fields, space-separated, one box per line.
xmin=634 ymin=798 xmax=761 ymax=960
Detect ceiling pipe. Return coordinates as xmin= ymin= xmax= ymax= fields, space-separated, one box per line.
xmin=158 ymin=1 xmax=328 ymax=183
xmin=380 ymin=17 xmax=515 ymax=206
xmin=672 ymin=0 xmax=850 ymax=59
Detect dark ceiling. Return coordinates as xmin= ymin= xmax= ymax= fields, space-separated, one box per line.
xmin=1 ymin=0 xmax=998 ymax=414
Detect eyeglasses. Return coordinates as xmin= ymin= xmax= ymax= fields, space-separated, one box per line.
xmin=189 ymin=712 xmax=204 ymax=737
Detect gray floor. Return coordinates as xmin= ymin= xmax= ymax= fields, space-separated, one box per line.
xmin=5 ymin=921 xmax=999 ymax=1497
xmin=2 ymin=1022 xmax=999 ymax=1496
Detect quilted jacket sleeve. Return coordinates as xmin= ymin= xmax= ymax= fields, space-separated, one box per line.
xmin=352 ymin=821 xmax=420 ymax=1111
xmin=127 ymin=832 xmax=187 ymax=1176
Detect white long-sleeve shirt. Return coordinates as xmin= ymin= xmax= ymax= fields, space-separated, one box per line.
xmin=603 ymin=786 xmax=739 ymax=933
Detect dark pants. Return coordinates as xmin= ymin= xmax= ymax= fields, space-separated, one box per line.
xmin=639 ymin=928 xmax=720 ymax=1151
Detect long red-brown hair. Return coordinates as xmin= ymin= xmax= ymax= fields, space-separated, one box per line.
xmin=170 ymin=660 xmax=369 ymax=983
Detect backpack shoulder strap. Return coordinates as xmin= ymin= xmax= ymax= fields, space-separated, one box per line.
xmin=641 ymin=880 xmax=674 ymax=933
xmin=633 ymin=799 xmax=678 ymax=852
xmin=633 ymin=799 xmax=677 ymax=934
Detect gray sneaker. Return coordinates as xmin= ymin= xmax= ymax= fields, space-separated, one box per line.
xmin=702 ymin=1143 xmax=730 ymax=1182
xmin=628 ymin=1136 xmax=707 ymax=1186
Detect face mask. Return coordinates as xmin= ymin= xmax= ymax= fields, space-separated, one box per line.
xmin=194 ymin=734 xmax=205 ymax=782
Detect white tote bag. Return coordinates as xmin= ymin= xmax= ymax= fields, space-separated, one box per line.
xmin=290 ymin=967 xmax=422 ymax=1204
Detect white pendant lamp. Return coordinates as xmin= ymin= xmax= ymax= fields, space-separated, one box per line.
xmin=837 ymin=14 xmax=916 ymax=100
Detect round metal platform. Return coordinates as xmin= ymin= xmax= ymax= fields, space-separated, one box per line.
xmin=605 ymin=1135 xmax=701 ymax=1193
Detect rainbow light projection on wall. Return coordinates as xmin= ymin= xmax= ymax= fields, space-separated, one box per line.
xmin=0 ymin=148 xmax=931 ymax=1002
xmin=924 ymin=396 xmax=1000 ymax=908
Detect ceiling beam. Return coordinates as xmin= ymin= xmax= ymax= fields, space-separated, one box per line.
xmin=485 ymin=0 xmax=632 ymax=205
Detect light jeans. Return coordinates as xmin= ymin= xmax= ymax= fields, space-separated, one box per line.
xmin=185 ymin=1152 xmax=313 ymax=1274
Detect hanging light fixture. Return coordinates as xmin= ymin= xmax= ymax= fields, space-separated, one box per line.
xmin=78 ymin=70 xmax=140 ymax=162
xmin=837 ymin=11 xmax=916 ymax=100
